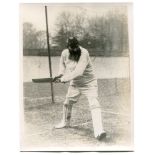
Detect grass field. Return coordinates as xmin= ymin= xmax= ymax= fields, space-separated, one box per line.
xmin=21 ymin=78 xmax=133 ymax=151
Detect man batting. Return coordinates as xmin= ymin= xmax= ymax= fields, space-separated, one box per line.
xmin=54 ymin=37 xmax=106 ymax=140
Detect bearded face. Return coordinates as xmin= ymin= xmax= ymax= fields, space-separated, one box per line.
xmin=68 ymin=46 xmax=81 ymax=62
xmin=67 ymin=37 xmax=81 ymax=62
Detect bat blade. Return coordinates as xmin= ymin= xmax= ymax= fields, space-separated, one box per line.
xmin=32 ymin=77 xmax=54 ymax=83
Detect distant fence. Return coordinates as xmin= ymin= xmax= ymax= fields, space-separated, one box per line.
xmin=23 ymin=48 xmax=129 ymax=57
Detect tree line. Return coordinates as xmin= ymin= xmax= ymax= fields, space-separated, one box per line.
xmin=23 ymin=10 xmax=129 ymax=56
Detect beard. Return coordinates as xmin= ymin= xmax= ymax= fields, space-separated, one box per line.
xmin=69 ymin=47 xmax=81 ymax=62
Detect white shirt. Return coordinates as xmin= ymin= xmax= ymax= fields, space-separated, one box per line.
xmin=58 ymin=47 xmax=97 ymax=86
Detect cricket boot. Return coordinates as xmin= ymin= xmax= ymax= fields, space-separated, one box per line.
xmin=91 ymin=107 xmax=106 ymax=140
xmin=55 ymin=104 xmax=72 ymax=129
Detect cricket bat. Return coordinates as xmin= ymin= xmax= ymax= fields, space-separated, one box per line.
xmin=32 ymin=77 xmax=54 ymax=83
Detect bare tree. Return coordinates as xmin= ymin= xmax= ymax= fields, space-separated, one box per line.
xmin=53 ymin=9 xmax=87 ymax=48
xmin=23 ymin=22 xmax=52 ymax=49
xmin=23 ymin=22 xmax=38 ymax=49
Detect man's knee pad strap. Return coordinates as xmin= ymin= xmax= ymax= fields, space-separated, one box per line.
xmin=64 ymin=99 xmax=77 ymax=105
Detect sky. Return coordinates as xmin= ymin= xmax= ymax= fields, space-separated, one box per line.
xmin=20 ymin=3 xmax=130 ymax=36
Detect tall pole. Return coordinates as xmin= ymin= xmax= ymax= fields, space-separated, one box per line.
xmin=45 ymin=6 xmax=54 ymax=103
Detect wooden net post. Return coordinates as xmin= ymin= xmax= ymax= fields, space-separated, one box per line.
xmin=45 ymin=6 xmax=54 ymax=103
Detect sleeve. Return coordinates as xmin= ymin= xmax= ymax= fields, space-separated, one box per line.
xmin=58 ymin=51 xmax=66 ymax=75
xmin=61 ymin=50 xmax=89 ymax=82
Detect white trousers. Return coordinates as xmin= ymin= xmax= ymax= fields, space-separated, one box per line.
xmin=63 ymin=83 xmax=104 ymax=137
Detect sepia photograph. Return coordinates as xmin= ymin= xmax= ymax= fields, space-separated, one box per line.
xmin=20 ymin=3 xmax=133 ymax=151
